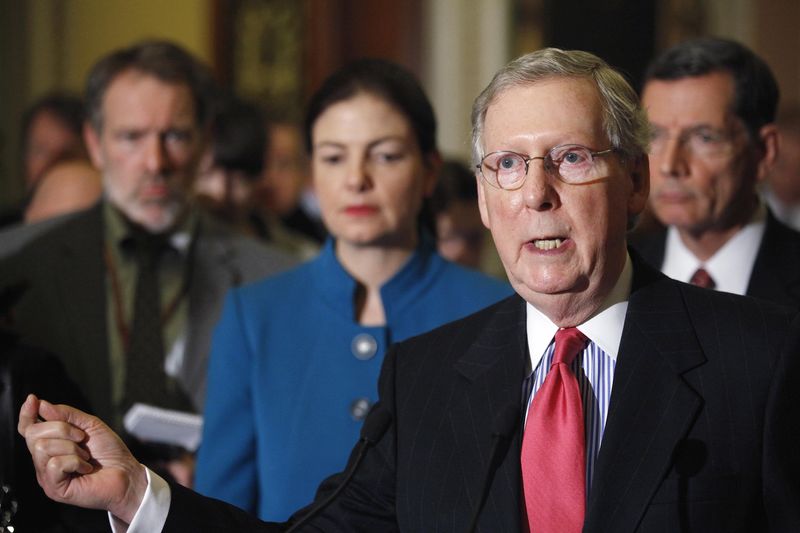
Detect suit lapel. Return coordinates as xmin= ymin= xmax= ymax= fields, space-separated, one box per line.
xmin=449 ymin=296 xmax=527 ymax=532
xmin=437 ymin=258 xmax=714 ymax=531
xmin=585 ymin=258 xmax=705 ymax=532
xmin=53 ymin=207 xmax=113 ymax=420
xmin=747 ymin=211 xmax=800 ymax=307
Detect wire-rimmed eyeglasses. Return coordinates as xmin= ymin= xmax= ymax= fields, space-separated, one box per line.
xmin=476 ymin=144 xmax=616 ymax=190
xmin=648 ymin=125 xmax=740 ymax=159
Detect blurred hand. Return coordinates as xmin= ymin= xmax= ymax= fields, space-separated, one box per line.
xmin=17 ymin=394 xmax=147 ymax=524
xmin=163 ymin=453 xmax=196 ymax=488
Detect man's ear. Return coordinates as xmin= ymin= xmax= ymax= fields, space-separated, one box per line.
xmin=755 ymin=123 xmax=780 ymax=182
xmin=627 ymin=154 xmax=650 ymax=216
xmin=83 ymin=122 xmax=104 ymax=170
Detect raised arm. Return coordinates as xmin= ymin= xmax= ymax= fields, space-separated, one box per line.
xmin=17 ymin=394 xmax=147 ymax=524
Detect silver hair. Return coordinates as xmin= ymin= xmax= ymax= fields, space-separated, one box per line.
xmin=471 ymin=48 xmax=650 ymax=166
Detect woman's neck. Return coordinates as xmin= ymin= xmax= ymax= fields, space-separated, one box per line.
xmin=335 ymin=238 xmax=418 ymax=326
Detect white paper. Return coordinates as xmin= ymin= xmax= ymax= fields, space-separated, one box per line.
xmin=123 ymin=403 xmax=203 ymax=452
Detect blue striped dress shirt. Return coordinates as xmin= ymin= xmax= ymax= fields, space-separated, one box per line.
xmin=523 ymin=253 xmax=632 ymax=496
xmin=522 ymin=339 xmax=616 ymax=493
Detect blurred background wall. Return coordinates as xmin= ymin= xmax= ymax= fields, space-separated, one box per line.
xmin=1 ymin=0 xmax=798 ymax=212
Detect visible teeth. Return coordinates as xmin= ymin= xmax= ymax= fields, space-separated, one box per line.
xmin=533 ymin=238 xmax=564 ymax=250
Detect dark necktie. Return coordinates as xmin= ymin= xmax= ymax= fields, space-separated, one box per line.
xmin=124 ymin=233 xmax=190 ymax=412
xmin=689 ymin=268 xmax=716 ymax=289
xmin=521 ymin=327 xmax=588 ymax=533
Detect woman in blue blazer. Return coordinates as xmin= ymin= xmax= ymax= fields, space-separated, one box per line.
xmin=195 ymin=59 xmax=512 ymax=521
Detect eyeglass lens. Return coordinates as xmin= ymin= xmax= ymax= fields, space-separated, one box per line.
xmin=481 ymin=145 xmax=604 ymax=188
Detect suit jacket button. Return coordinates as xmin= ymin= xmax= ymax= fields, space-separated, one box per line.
xmin=351 ymin=333 xmax=378 ymax=360
xmin=350 ymin=397 xmax=372 ymax=421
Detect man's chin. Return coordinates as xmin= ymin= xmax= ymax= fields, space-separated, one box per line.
xmin=125 ymin=204 xmax=185 ymax=234
xmin=651 ymin=203 xmax=698 ymax=226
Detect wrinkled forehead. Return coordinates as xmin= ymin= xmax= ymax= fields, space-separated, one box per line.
xmin=482 ymin=78 xmax=607 ymax=149
xmin=641 ymin=72 xmax=737 ymax=127
xmin=100 ymin=69 xmax=199 ymax=127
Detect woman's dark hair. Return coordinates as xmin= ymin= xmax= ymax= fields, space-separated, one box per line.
xmin=303 ymin=58 xmax=438 ymax=157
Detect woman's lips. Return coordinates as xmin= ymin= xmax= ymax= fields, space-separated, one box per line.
xmin=344 ymin=205 xmax=378 ymax=216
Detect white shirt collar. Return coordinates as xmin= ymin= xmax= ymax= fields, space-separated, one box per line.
xmin=525 ymin=253 xmax=632 ymax=374
xmin=662 ymin=203 xmax=766 ymax=295
xmin=169 ymin=231 xmax=192 ymax=253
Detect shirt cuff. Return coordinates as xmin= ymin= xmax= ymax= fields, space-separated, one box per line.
xmin=108 ymin=466 xmax=171 ymax=533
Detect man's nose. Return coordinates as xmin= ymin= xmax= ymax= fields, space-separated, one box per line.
xmin=658 ymin=136 xmax=689 ymax=178
xmin=522 ymin=159 xmax=559 ymax=211
xmin=144 ymin=135 xmax=170 ymax=174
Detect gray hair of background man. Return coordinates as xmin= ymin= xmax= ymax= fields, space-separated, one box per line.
xmin=471 ymin=48 xmax=650 ymax=167
xmin=644 ymin=37 xmax=779 ymax=140
xmin=84 ymin=39 xmax=215 ymax=132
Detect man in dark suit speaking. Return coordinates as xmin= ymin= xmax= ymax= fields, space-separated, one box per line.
xmin=18 ymin=48 xmax=800 ymax=532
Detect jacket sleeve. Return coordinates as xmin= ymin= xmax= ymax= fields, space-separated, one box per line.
xmin=165 ymin=481 xmax=286 ymax=532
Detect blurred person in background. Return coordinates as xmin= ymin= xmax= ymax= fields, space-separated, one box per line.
xmin=194 ymin=58 xmax=512 ymax=521
xmin=0 ymin=93 xmax=89 ymax=228
xmin=194 ymin=95 xmax=319 ymax=259
xmin=21 ymin=92 xmax=88 ymax=191
xmin=193 ymin=95 xmax=263 ymax=228
xmin=430 ymin=159 xmax=486 ymax=268
xmin=632 ymin=37 xmax=800 ymax=309
xmin=0 ymin=157 xmax=102 ymax=258
xmin=254 ymin=117 xmax=328 ymax=243
xmin=763 ymin=105 xmax=800 ymax=230
xmin=430 ymin=159 xmax=505 ymax=277
xmin=0 ymin=40 xmax=296 ymax=487
xmin=24 ymin=157 xmax=102 ymax=223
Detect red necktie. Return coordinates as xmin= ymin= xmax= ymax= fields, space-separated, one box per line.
xmin=689 ymin=268 xmax=715 ymax=289
xmin=521 ymin=327 xmax=588 ymax=533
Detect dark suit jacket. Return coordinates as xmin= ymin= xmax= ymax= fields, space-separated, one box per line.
xmin=631 ymin=210 xmax=800 ymax=309
xmin=0 ymin=211 xmax=81 ymax=260
xmin=1 ymin=330 xmax=110 ymax=532
xmin=161 ymin=257 xmax=800 ymax=532
xmin=0 ymin=202 xmax=297 ymax=423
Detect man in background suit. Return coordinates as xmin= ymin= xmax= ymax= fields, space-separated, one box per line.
xmin=631 ymin=38 xmax=800 ymax=308
xmin=18 ymin=48 xmax=800 ymax=532
xmin=2 ymin=40 xmax=295 ymax=482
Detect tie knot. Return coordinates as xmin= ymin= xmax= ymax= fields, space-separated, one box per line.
xmin=553 ymin=327 xmax=587 ymax=366
xmin=123 ymin=230 xmax=171 ymax=264
xmin=689 ymin=268 xmax=715 ymax=289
